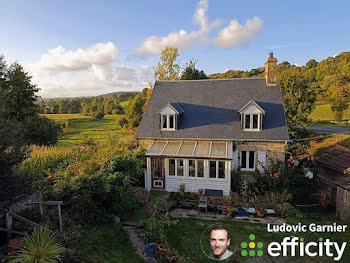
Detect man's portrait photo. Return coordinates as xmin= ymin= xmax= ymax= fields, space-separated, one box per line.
xmin=209 ymin=225 xmax=233 ymax=260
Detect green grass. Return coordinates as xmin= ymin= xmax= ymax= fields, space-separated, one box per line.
xmin=120 ymin=101 xmax=129 ymax=109
xmin=68 ymin=223 xmax=144 ymax=263
xmin=310 ymin=102 xmax=350 ymax=122
xmin=166 ymin=217 xmax=350 ymax=263
xmin=43 ymin=114 xmax=132 ymax=147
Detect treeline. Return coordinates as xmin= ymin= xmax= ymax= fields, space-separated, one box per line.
xmin=209 ymin=52 xmax=350 ymax=121
xmin=38 ymin=92 xmax=138 ymax=116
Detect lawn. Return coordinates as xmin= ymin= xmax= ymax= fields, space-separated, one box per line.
xmin=166 ymin=217 xmax=350 ymax=263
xmin=42 ymin=114 xmax=132 ymax=147
xmin=307 ymin=134 xmax=350 ymax=156
xmin=310 ymin=102 xmax=350 ymax=123
xmin=66 ymin=223 xmax=144 ymax=263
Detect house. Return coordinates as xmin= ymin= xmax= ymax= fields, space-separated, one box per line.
xmin=136 ymin=53 xmax=289 ymax=196
xmin=314 ymin=145 xmax=350 ymax=221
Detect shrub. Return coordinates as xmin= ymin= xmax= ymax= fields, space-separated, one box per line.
xmin=91 ymin=111 xmax=104 ymax=120
xmin=116 ymin=116 xmax=128 ymax=128
xmin=231 ymin=167 xmax=242 ymax=192
xmin=9 ymin=227 xmax=65 ymax=263
xmin=126 ymin=186 xmax=150 ymax=206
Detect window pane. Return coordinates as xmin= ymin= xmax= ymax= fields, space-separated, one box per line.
xmin=249 ymin=151 xmax=255 ymax=169
xmin=218 ymin=161 xmax=225 ymax=178
xmin=210 ymin=161 xmax=216 ymax=178
xmin=169 ymin=159 xmax=175 ymax=176
xmin=169 ymin=115 xmax=174 ymax=128
xmin=253 ymin=114 xmax=258 ymax=129
xmin=197 ymin=160 xmax=204 ymax=177
xmin=245 ymin=115 xmax=250 ymax=129
xmin=189 ymin=159 xmax=195 ymax=177
xmin=241 ymin=151 xmax=247 ymax=168
xmin=162 ymin=115 xmax=167 ymax=128
xmin=177 ymin=159 xmax=183 ymax=176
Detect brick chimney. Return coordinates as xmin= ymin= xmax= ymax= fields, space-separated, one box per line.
xmin=265 ymin=52 xmax=277 ymax=86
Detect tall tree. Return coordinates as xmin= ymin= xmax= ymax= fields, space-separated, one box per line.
xmin=180 ymin=59 xmax=208 ymax=80
xmin=0 ymin=62 xmax=39 ymax=121
xmin=322 ymin=74 xmax=350 ymax=121
xmin=277 ymin=68 xmax=316 ymax=136
xmin=154 ymin=47 xmax=181 ymax=80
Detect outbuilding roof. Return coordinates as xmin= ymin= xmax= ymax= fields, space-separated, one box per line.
xmin=315 ymin=145 xmax=350 ymax=174
xmin=136 ymin=78 xmax=289 ymax=141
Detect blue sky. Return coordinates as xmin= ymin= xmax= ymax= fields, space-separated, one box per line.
xmin=1 ymin=0 xmax=349 ymax=97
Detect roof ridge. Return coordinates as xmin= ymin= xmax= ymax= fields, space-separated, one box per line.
xmin=155 ymin=77 xmax=265 ymax=83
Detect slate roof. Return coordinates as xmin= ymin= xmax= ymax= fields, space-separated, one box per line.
xmin=136 ymin=78 xmax=289 ymax=141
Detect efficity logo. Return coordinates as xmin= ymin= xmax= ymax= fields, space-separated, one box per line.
xmin=240 ymin=233 xmax=347 ymax=261
xmin=240 ymin=234 xmax=264 ymax=257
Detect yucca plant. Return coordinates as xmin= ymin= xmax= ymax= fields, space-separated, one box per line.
xmin=10 ymin=227 xmax=65 ymax=263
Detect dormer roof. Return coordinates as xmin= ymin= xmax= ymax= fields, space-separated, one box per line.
xmin=238 ymin=100 xmax=265 ymax=115
xmin=159 ymin=102 xmax=184 ymax=115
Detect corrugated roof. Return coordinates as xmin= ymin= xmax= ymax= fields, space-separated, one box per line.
xmin=136 ymin=78 xmax=289 ymax=141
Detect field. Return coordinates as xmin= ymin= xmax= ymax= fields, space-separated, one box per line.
xmin=42 ymin=114 xmax=131 ymax=147
xmin=310 ymin=102 xmax=350 ymax=123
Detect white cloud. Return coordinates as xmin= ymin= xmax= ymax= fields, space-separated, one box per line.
xmin=25 ymin=42 xmax=152 ymax=98
xmin=116 ymin=66 xmax=137 ymax=81
xmin=137 ymin=0 xmax=220 ymax=55
xmin=30 ymin=42 xmax=118 ymax=73
xmin=213 ymin=16 xmax=263 ymax=49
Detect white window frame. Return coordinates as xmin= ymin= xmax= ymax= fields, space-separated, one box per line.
xmin=243 ymin=113 xmax=260 ymax=131
xmin=168 ymin=158 xmax=176 ymax=176
xmin=209 ymin=160 xmax=226 ymax=179
xmin=161 ymin=114 xmax=176 ymax=131
xmin=240 ymin=151 xmax=255 ymax=171
xmin=187 ymin=159 xmax=204 ymax=178
xmin=153 ymin=180 xmax=163 ymax=188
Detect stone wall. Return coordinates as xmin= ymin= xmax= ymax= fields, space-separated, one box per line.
xmin=238 ymin=141 xmax=286 ymax=163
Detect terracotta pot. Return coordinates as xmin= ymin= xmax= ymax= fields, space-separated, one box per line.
xmin=158 ymin=244 xmax=169 ymax=256
xmin=222 ymin=208 xmax=228 ymax=215
xmin=256 ymin=211 xmax=265 ymax=218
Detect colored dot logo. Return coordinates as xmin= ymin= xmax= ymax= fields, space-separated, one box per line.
xmin=240 ymin=234 xmax=263 ymax=257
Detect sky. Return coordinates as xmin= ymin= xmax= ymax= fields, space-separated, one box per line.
xmin=1 ymin=0 xmax=350 ymax=98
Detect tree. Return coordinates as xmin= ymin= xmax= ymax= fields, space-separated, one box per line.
xmin=154 ymin=47 xmax=181 ymax=80
xmin=306 ymin=59 xmax=318 ymax=69
xmin=277 ymin=68 xmax=316 ymax=136
xmin=0 ymin=61 xmax=39 ymax=121
xmin=180 ymin=59 xmax=208 ymax=80
xmin=322 ymin=74 xmax=350 ymax=121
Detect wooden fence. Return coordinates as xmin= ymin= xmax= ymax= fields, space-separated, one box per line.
xmin=336 ymin=186 xmax=350 ymax=222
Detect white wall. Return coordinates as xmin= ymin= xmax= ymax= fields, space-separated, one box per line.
xmin=164 ymin=159 xmax=231 ymax=196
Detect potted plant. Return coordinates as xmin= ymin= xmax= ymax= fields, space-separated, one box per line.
xmin=198 ymin=188 xmax=204 ymax=196
xmin=256 ymin=203 xmax=267 ymax=218
xmin=222 ymin=196 xmax=232 ymax=206
xmin=221 ymin=207 xmax=228 ymax=215
xmin=157 ymin=243 xmax=170 ymax=256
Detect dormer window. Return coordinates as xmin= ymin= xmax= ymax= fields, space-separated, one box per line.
xmin=162 ymin=114 xmax=175 ymax=130
xmin=159 ymin=102 xmax=184 ymax=131
xmin=239 ymin=100 xmax=265 ymax=132
xmin=244 ymin=114 xmax=260 ymax=130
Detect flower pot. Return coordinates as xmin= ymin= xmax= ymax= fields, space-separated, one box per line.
xmin=222 ymin=208 xmax=228 ymax=215
xmin=157 ymin=244 xmax=169 ymax=256
xmin=256 ymin=211 xmax=265 ymax=218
